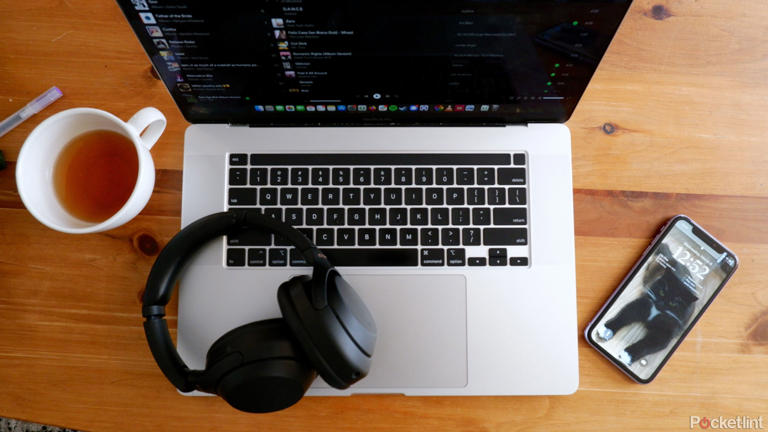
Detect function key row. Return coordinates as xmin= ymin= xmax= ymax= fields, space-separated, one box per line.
xmin=228 ymin=153 xmax=526 ymax=167
xmin=229 ymin=167 xmax=526 ymax=186
xmin=226 ymin=247 xmax=530 ymax=267
xmin=228 ymin=187 xmax=526 ymax=207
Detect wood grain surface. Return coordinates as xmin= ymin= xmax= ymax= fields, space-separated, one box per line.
xmin=1 ymin=0 xmax=767 ymax=430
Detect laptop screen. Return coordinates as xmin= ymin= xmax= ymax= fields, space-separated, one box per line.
xmin=117 ymin=1 xmax=631 ymax=126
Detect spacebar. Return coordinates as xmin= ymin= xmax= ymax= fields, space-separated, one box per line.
xmin=319 ymin=248 xmax=418 ymax=266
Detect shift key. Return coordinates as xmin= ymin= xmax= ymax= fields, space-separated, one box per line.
xmin=483 ymin=228 xmax=527 ymax=245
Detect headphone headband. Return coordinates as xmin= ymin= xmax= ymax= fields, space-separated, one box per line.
xmin=142 ymin=210 xmax=331 ymax=391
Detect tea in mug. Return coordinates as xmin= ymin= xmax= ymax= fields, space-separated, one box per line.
xmin=53 ymin=130 xmax=139 ymax=223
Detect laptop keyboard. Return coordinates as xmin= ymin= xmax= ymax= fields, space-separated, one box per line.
xmin=225 ymin=153 xmax=529 ymax=267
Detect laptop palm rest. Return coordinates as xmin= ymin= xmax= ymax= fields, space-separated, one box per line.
xmin=313 ymin=274 xmax=468 ymax=389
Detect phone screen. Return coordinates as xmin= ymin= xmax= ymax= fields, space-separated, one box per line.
xmin=586 ymin=216 xmax=738 ymax=382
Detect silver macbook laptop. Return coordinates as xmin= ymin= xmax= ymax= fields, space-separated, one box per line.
xmin=118 ymin=0 xmax=632 ymax=395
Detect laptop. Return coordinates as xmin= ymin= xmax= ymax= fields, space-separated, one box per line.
xmin=117 ymin=0 xmax=632 ymax=395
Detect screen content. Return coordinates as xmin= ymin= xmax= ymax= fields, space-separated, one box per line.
xmin=591 ymin=219 xmax=737 ymax=381
xmin=118 ymin=0 xmax=631 ymax=125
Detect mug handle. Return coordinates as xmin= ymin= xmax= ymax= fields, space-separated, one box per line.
xmin=127 ymin=107 xmax=167 ymax=150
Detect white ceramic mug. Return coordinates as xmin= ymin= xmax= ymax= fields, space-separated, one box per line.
xmin=16 ymin=107 xmax=166 ymax=233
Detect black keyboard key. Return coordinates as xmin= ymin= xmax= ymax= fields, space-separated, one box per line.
xmin=404 ymin=188 xmax=423 ymax=205
xmin=326 ymin=207 xmax=345 ymax=226
xmin=322 ymin=187 xmax=341 ymax=206
xmin=383 ymin=188 xmax=402 ymax=205
xmin=290 ymin=248 xmax=310 ymax=266
xmin=270 ymin=168 xmax=289 ymax=185
xmin=342 ymin=187 xmax=361 ymax=205
xmin=389 ymin=208 xmax=408 ymax=225
xmin=358 ymin=228 xmax=376 ymax=246
xmin=420 ymin=248 xmax=445 ymax=266
xmin=353 ymin=168 xmax=371 ymax=185
xmin=247 ymin=248 xmax=267 ymax=266
xmin=451 ymin=207 xmax=470 ymax=225
xmin=441 ymin=228 xmax=460 ymax=246
xmin=457 ymin=168 xmax=474 ymax=185
xmin=462 ymin=228 xmax=481 ymax=246
xmin=347 ymin=208 xmax=366 ymax=225
xmin=468 ymin=188 xmax=485 ymax=205
xmin=420 ymin=228 xmax=439 ymax=246
xmin=228 ymin=188 xmax=257 ymax=206
xmin=227 ymin=228 xmax=270 ymax=246
xmin=263 ymin=207 xmax=283 ymax=221
xmin=249 ymin=168 xmax=267 ymax=185
xmin=447 ymin=248 xmax=466 ymax=266
xmin=269 ymin=248 xmax=288 ymax=266
xmin=497 ymin=168 xmax=526 ymax=185
xmin=368 ymin=207 xmax=387 ymax=226
xmin=468 ymin=257 xmax=487 ymax=266
xmin=508 ymin=187 xmax=527 ymax=205
xmin=320 ymin=248 xmax=419 ymax=266
xmin=436 ymin=167 xmax=454 ymax=185
xmin=400 ymin=228 xmax=418 ymax=246
xmin=332 ymin=168 xmax=350 ymax=185
xmin=425 ymin=188 xmax=444 ymax=206
xmin=227 ymin=248 xmax=246 ymax=266
xmin=446 ymin=188 xmax=465 ymax=205
xmin=373 ymin=167 xmax=392 ymax=185
xmin=483 ymin=228 xmax=528 ymax=245
xmin=311 ymin=167 xmax=330 ymax=185
xmin=379 ymin=228 xmax=397 ymax=246
xmin=291 ymin=167 xmax=309 ymax=185
xmin=431 ymin=208 xmax=449 ymax=225
xmin=297 ymin=228 xmax=313 ymax=243
xmin=259 ymin=188 xmax=278 ymax=206
xmin=513 ymin=153 xmax=526 ymax=166
xmin=315 ymin=228 xmax=335 ymax=246
xmin=229 ymin=168 xmax=247 ymax=186
xmin=280 ymin=188 xmax=299 ymax=205
xmin=363 ymin=188 xmax=382 ymax=205
xmin=472 ymin=208 xmax=491 ymax=225
xmin=337 ymin=228 xmax=355 ymax=246
xmin=488 ymin=188 xmax=506 ymax=205
xmin=510 ymin=257 xmax=529 ymax=266
xmin=477 ymin=167 xmax=495 ymax=185
xmin=357 ymin=228 xmax=376 ymax=246
xmin=493 ymin=208 xmax=527 ymax=225
xmin=489 ymin=248 xmax=507 ymax=266
xmin=415 ymin=167 xmax=433 ymax=185
xmin=410 ymin=208 xmax=429 ymax=225
xmin=284 ymin=207 xmax=303 ymax=226
xmin=394 ymin=168 xmax=412 ymax=185
xmin=229 ymin=153 xmax=247 ymax=166
xmin=301 ymin=188 xmax=319 ymax=205
xmin=305 ymin=208 xmax=324 ymax=226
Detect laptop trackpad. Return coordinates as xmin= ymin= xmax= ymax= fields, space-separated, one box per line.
xmin=316 ymin=274 xmax=467 ymax=389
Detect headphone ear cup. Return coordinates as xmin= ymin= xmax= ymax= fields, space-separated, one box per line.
xmin=278 ymin=274 xmax=375 ymax=389
xmin=204 ymin=319 xmax=316 ymax=413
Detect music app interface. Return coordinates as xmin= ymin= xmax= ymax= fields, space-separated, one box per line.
xmin=121 ymin=0 xmax=631 ymax=124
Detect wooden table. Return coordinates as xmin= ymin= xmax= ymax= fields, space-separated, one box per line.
xmin=1 ymin=1 xmax=767 ymax=430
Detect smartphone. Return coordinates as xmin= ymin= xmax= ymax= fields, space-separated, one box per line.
xmin=585 ymin=215 xmax=738 ymax=383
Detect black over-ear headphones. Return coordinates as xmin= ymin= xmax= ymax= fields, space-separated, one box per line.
xmin=142 ymin=210 xmax=377 ymax=413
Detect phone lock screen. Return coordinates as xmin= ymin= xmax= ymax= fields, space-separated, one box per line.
xmin=586 ymin=216 xmax=738 ymax=383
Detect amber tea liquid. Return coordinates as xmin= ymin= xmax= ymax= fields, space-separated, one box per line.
xmin=53 ymin=130 xmax=139 ymax=223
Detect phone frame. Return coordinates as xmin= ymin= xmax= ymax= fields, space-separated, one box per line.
xmin=584 ymin=214 xmax=739 ymax=383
